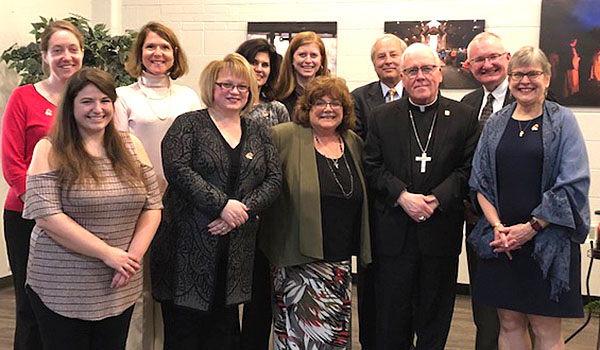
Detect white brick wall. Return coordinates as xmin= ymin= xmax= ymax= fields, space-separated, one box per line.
xmin=116 ymin=0 xmax=599 ymax=216
xmin=115 ymin=0 xmax=600 ymax=292
xmin=1 ymin=0 xmax=598 ymax=289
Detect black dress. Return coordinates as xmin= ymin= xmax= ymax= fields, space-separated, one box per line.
xmin=473 ymin=116 xmax=583 ymax=317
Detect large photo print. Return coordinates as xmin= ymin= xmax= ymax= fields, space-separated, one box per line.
xmin=385 ymin=20 xmax=485 ymax=89
xmin=540 ymin=0 xmax=600 ymax=106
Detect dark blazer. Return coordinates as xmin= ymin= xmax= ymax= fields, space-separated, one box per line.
xmin=351 ymin=81 xmax=386 ymax=140
xmin=460 ymin=86 xmax=514 ymax=114
xmin=151 ymin=109 xmax=282 ymax=312
xmin=364 ymin=96 xmax=479 ymax=257
xmin=351 ymin=81 xmax=407 ymax=140
xmin=260 ymin=122 xmax=372 ymax=267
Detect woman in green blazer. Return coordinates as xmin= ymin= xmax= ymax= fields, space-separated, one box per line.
xmin=260 ymin=76 xmax=371 ymax=350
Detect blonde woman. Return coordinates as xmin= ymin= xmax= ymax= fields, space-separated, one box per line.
xmin=151 ymin=53 xmax=281 ymax=350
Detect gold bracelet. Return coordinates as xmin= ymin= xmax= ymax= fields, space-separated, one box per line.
xmin=492 ymin=222 xmax=503 ymax=228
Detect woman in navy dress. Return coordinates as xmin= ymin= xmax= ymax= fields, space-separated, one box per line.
xmin=469 ymin=46 xmax=590 ymax=350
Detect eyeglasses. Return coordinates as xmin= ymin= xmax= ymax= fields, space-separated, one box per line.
xmin=508 ymin=71 xmax=544 ymax=81
xmin=469 ymin=52 xmax=507 ymax=65
xmin=402 ymin=65 xmax=439 ymax=78
xmin=215 ymin=82 xmax=250 ymax=93
xmin=313 ymin=100 xmax=343 ymax=109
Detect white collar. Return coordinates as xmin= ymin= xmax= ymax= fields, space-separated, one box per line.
xmin=484 ymin=78 xmax=508 ymax=103
xmin=409 ymin=96 xmax=438 ymax=112
xmin=140 ymin=71 xmax=170 ymax=88
xmin=380 ymin=80 xmax=403 ymax=98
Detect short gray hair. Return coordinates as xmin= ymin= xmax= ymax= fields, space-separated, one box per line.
xmin=508 ymin=46 xmax=551 ymax=76
xmin=401 ymin=42 xmax=440 ymax=70
xmin=467 ymin=32 xmax=504 ymax=59
xmin=370 ymin=34 xmax=408 ymax=62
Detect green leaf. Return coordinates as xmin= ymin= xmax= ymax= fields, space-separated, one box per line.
xmin=3 ymin=13 xmax=137 ymax=87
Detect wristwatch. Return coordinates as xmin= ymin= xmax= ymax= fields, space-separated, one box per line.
xmin=528 ymin=218 xmax=542 ymax=232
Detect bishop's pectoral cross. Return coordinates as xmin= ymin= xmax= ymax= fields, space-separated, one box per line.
xmin=415 ymin=152 xmax=431 ymax=173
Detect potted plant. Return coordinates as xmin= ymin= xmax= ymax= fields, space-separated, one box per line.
xmin=2 ymin=14 xmax=137 ymax=86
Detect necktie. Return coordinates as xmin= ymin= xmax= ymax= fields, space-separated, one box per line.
xmin=386 ymin=88 xmax=397 ymax=103
xmin=479 ymin=93 xmax=495 ymax=128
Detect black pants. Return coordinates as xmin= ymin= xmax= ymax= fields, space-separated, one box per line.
xmin=240 ymin=248 xmax=272 ymax=350
xmin=357 ymin=259 xmax=376 ymax=350
xmin=161 ymin=300 xmax=240 ymax=350
xmin=466 ymin=223 xmax=499 ymax=350
xmin=375 ymin=252 xmax=458 ymax=350
xmin=27 ymin=286 xmax=134 ymax=350
xmin=4 ymin=209 xmax=41 ymax=350
xmin=161 ymin=235 xmax=240 ymax=350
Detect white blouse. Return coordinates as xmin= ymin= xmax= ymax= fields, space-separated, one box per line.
xmin=115 ymin=72 xmax=201 ymax=187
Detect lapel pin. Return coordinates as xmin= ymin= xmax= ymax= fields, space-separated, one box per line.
xmin=531 ymin=124 xmax=539 ymax=132
xmin=444 ymin=109 xmax=451 ymax=117
xmin=45 ymin=108 xmax=53 ymax=117
xmin=245 ymin=152 xmax=254 ymax=160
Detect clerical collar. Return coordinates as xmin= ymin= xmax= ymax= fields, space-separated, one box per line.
xmin=484 ymin=78 xmax=508 ymax=103
xmin=409 ymin=97 xmax=438 ymax=113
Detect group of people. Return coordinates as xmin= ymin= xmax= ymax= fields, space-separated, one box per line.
xmin=1 ymin=18 xmax=590 ymax=350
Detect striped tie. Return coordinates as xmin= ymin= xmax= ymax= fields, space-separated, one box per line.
xmin=479 ymin=93 xmax=494 ymax=129
xmin=386 ymin=88 xmax=397 ymax=103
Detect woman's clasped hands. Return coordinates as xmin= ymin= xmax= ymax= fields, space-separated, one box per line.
xmin=208 ymin=199 xmax=249 ymax=236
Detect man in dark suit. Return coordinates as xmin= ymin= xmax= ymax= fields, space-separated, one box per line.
xmin=462 ymin=32 xmax=513 ymax=126
xmin=352 ymin=34 xmax=407 ymax=140
xmin=461 ymin=32 xmax=513 ymax=350
xmin=365 ymin=43 xmax=479 ymax=350
xmin=350 ymin=34 xmax=407 ymax=350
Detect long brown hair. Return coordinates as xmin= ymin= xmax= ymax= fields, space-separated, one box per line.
xmin=50 ymin=67 xmax=142 ymax=190
xmin=275 ymin=31 xmax=329 ymax=101
xmin=236 ymin=38 xmax=280 ymax=101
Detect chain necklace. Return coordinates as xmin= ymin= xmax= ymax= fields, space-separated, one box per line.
xmin=408 ymin=110 xmax=437 ymax=173
xmin=138 ymin=77 xmax=173 ymax=121
xmin=314 ymin=135 xmax=354 ymax=199
xmin=314 ymin=135 xmax=343 ymax=168
xmin=517 ymin=119 xmax=535 ymax=137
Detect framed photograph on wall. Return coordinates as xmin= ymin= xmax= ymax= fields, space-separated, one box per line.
xmin=385 ymin=20 xmax=485 ymax=89
xmin=540 ymin=0 xmax=600 ymax=106
xmin=247 ymin=22 xmax=337 ymax=74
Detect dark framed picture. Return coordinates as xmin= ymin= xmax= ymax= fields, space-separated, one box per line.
xmin=385 ymin=20 xmax=485 ymax=89
xmin=247 ymin=22 xmax=338 ymax=74
xmin=540 ymin=0 xmax=600 ymax=106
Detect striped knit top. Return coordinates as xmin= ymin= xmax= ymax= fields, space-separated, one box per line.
xmin=22 ymin=134 xmax=163 ymax=321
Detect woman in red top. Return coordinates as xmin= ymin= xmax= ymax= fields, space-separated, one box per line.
xmin=1 ymin=20 xmax=84 ymax=350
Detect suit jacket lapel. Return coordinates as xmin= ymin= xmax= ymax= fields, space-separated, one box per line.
xmin=396 ymin=99 xmax=412 ymax=168
xmin=474 ymin=87 xmax=485 ymax=112
xmin=367 ymin=82 xmax=385 ymax=110
xmin=296 ymin=126 xmax=323 ymax=259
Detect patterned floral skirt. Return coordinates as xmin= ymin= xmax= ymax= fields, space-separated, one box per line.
xmin=272 ymin=260 xmax=352 ymax=350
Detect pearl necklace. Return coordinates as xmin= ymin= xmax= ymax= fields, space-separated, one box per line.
xmin=138 ymin=74 xmax=173 ymax=121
